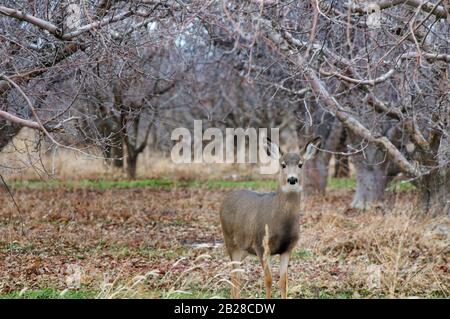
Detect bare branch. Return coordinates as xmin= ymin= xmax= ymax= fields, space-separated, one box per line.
xmin=320 ymin=68 xmax=396 ymax=86
xmin=62 ymin=10 xmax=133 ymax=39
xmin=0 ymin=5 xmax=62 ymax=37
xmin=271 ymin=84 xmax=310 ymax=97
xmin=363 ymin=94 xmax=403 ymax=120
xmin=256 ymin=17 xmax=422 ymax=177
xmin=0 ymin=74 xmax=47 ymax=131
xmin=0 ymin=42 xmax=82 ymax=96
xmin=0 ymin=109 xmax=41 ymax=130
xmin=346 ymin=0 xmax=448 ymax=19
xmin=404 ymin=120 xmax=432 ymax=153
xmin=0 ymin=75 xmax=63 ymax=139
xmin=248 ymin=0 xmax=279 ymax=4
xmin=0 ymin=5 xmax=135 ymax=41
xmin=401 ymin=51 xmax=450 ymax=63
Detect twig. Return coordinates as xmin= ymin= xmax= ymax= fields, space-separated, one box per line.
xmin=320 ymin=68 xmax=396 ymax=86
xmin=0 ymin=174 xmax=25 ymax=236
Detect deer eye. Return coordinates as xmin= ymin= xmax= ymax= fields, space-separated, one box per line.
xmin=281 ymin=163 xmax=286 ymax=169
xmin=298 ymin=163 xmax=303 ymax=168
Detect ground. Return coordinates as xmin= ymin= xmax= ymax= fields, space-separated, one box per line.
xmin=0 ymin=179 xmax=448 ymax=298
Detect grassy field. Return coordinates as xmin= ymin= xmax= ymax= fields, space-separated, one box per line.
xmin=8 ymin=177 xmax=415 ymax=192
xmin=0 ymin=177 xmax=448 ymax=299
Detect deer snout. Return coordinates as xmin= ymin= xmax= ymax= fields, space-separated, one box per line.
xmin=287 ymin=176 xmax=298 ymax=185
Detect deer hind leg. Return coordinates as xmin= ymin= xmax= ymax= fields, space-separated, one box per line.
xmin=279 ymin=252 xmax=290 ymax=299
xmin=229 ymin=249 xmax=247 ymax=299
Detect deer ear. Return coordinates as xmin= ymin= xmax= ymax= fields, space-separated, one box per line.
xmin=264 ymin=137 xmax=282 ymax=159
xmin=302 ymin=137 xmax=322 ymax=161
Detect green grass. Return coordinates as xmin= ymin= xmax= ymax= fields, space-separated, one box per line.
xmin=8 ymin=178 xmax=277 ymax=190
xmin=206 ymin=180 xmax=277 ymax=190
xmin=0 ymin=288 xmax=96 ymax=299
xmin=316 ymin=290 xmax=359 ymax=299
xmin=1 ymin=288 xmax=438 ymax=299
xmin=0 ymin=287 xmax=228 ymax=299
xmin=164 ymin=289 xmax=228 ymax=299
xmin=0 ymin=242 xmax=36 ymax=254
xmin=98 ymin=244 xmax=183 ymax=259
xmin=168 ymin=219 xmax=191 ymax=226
xmin=7 ymin=177 xmax=413 ymax=192
xmin=292 ymin=249 xmax=312 ymax=260
xmin=387 ymin=180 xmax=415 ymax=191
xmin=10 ymin=178 xmax=173 ymax=190
xmin=328 ymin=178 xmax=356 ymax=189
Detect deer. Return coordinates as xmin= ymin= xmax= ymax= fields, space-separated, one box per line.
xmin=219 ymin=136 xmax=321 ymax=299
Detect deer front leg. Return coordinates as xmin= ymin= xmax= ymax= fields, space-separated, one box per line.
xmin=279 ymin=252 xmax=290 ymax=299
xmin=264 ymin=258 xmax=272 ymax=299
xmin=230 ymin=268 xmax=239 ymax=299
xmin=258 ymin=254 xmax=272 ymax=299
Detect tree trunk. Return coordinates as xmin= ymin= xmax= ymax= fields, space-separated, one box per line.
xmin=126 ymin=151 xmax=138 ymax=179
xmin=351 ymin=157 xmax=389 ymax=209
xmin=333 ymin=129 xmax=349 ymax=178
xmin=111 ymin=142 xmax=124 ymax=168
xmin=416 ymin=167 xmax=449 ymax=216
xmin=334 ymin=154 xmax=350 ymax=178
xmin=349 ymin=131 xmax=391 ymax=209
xmin=97 ymin=117 xmax=124 ymax=169
xmin=104 ymin=142 xmax=124 ymax=168
xmin=303 ymin=155 xmax=329 ymax=195
xmin=0 ymin=121 xmax=21 ymax=151
xmin=300 ymin=107 xmax=343 ymax=195
xmin=106 ymin=131 xmax=124 ymax=169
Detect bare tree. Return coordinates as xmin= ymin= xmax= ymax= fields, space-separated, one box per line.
xmin=250 ymin=0 xmax=449 ymax=214
xmin=2 ymin=1 xmax=449 ymax=215
xmin=0 ymin=0 xmax=191 ymax=175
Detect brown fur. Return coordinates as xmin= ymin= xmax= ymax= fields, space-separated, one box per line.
xmin=220 ymin=137 xmax=321 ymax=298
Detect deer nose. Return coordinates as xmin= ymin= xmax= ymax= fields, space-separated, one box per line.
xmin=287 ymin=177 xmax=298 ymax=185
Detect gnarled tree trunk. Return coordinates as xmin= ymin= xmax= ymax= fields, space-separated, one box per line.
xmin=301 ymin=107 xmax=343 ymax=195
xmin=414 ymin=134 xmax=450 ymax=216
xmin=333 ymin=129 xmax=350 ymax=178
xmin=351 ymin=154 xmax=389 ymax=209
xmin=303 ymin=155 xmax=329 ymax=195
xmin=416 ymin=167 xmax=449 ymax=216
xmin=349 ymin=130 xmax=391 ymax=209
xmin=348 ymin=122 xmax=404 ymax=210
xmin=101 ymin=125 xmax=124 ymax=169
xmin=126 ymin=148 xmax=138 ymax=179
xmin=0 ymin=120 xmax=21 ymax=151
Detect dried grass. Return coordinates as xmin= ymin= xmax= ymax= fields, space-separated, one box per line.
xmin=0 ymin=186 xmax=447 ymax=298
xmin=0 ymin=129 xmax=262 ymax=181
xmin=0 ymin=130 xmax=447 ymax=298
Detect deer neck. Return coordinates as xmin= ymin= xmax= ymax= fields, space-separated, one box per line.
xmin=275 ymin=188 xmax=302 ymax=217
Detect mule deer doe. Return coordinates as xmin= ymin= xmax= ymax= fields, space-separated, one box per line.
xmin=220 ymin=137 xmax=321 ymax=299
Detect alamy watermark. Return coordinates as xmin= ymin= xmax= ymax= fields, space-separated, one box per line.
xmin=171 ymin=120 xmax=280 ymax=174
